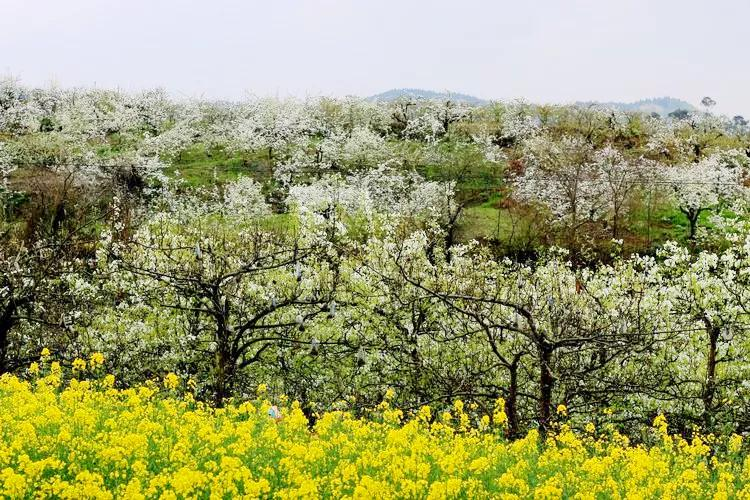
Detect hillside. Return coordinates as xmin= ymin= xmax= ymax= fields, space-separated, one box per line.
xmin=367 ymin=88 xmax=488 ymax=105
xmin=577 ymin=97 xmax=696 ymax=115
xmin=370 ymin=91 xmax=696 ymax=116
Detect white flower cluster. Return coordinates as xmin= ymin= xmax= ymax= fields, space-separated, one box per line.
xmin=0 ymin=142 xmax=16 ymax=190
xmin=222 ymin=176 xmax=270 ymax=218
xmin=287 ymin=163 xmax=457 ymax=223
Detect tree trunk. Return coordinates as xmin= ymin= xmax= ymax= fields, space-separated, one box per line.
xmin=443 ymin=205 xmax=462 ymax=258
xmin=689 ymin=212 xmax=698 ymax=239
xmin=0 ymin=326 xmax=8 ymax=374
xmin=214 ymin=344 xmax=234 ymax=407
xmin=506 ymin=359 xmax=520 ymax=438
xmin=703 ymin=323 xmax=720 ymax=428
xmin=538 ymin=342 xmax=554 ymax=434
xmin=0 ymin=305 xmax=16 ymax=374
xmin=611 ymin=202 xmax=621 ymax=239
xmin=680 ymin=207 xmax=700 ymax=240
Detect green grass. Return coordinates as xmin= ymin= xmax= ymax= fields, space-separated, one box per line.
xmin=167 ymin=145 xmax=273 ymax=187
xmin=455 ymin=204 xmax=541 ymax=251
xmin=457 ymin=206 xmax=505 ymax=241
xmin=456 ymin=196 xmax=736 ymax=256
xmin=121 ymin=142 xmax=736 ymax=253
xmin=627 ymin=200 xmax=731 ymax=249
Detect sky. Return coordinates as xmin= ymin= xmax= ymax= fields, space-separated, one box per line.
xmin=1 ymin=0 xmax=748 ymax=116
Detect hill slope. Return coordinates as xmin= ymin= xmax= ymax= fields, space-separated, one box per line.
xmin=368 ymin=88 xmax=488 ymax=105
xmin=370 ymin=91 xmax=695 ymax=115
xmin=578 ymin=97 xmax=696 ymax=115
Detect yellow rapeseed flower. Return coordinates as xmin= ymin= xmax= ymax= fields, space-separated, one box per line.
xmin=653 ymin=414 xmax=668 ymax=434
xmin=89 ymin=352 xmax=105 ymax=368
xmin=494 ymin=397 xmax=508 ymax=427
xmin=729 ymin=434 xmax=743 ymax=454
xmin=163 ymin=372 xmax=180 ymax=390
xmin=0 ymin=362 xmax=746 ymax=498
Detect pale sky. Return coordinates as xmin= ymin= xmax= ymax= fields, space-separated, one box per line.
xmin=2 ymin=0 xmax=749 ymax=116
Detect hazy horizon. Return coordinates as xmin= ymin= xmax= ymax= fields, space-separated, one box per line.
xmin=2 ymin=0 xmax=748 ymax=116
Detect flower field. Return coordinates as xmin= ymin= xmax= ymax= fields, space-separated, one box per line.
xmin=0 ymin=360 xmax=748 ymax=499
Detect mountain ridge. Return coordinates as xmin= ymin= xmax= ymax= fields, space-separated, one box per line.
xmin=368 ymin=89 xmax=696 ymax=115
xmin=577 ymin=97 xmax=696 ymax=115
xmin=366 ymin=88 xmax=488 ymax=105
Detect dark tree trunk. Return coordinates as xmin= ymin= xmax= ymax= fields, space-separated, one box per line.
xmin=612 ymin=203 xmax=621 ymax=240
xmin=682 ymin=207 xmax=700 ymax=240
xmin=0 ymin=327 xmax=8 ymax=374
xmin=693 ymin=142 xmax=702 ymax=160
xmin=689 ymin=214 xmax=698 ymax=239
xmin=538 ymin=342 xmax=554 ymax=434
xmin=214 ymin=343 xmax=235 ymax=407
xmin=0 ymin=304 xmax=17 ymax=374
xmin=213 ymin=303 xmax=235 ymax=407
xmin=506 ymin=359 xmax=520 ymax=438
xmin=703 ymin=323 xmax=720 ymax=428
xmin=443 ymin=205 xmax=463 ymax=258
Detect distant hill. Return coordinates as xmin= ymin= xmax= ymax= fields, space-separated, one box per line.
xmin=368 ymin=88 xmax=488 ymax=105
xmin=369 ymin=90 xmax=696 ymax=116
xmin=577 ymin=97 xmax=696 ymax=116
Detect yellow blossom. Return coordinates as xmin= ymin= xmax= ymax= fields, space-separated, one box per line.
xmin=163 ymin=372 xmax=180 ymax=390
xmin=729 ymin=434 xmax=743 ymax=454
xmin=653 ymin=413 xmax=668 ymax=435
xmin=494 ymin=398 xmax=508 ymax=427
xmin=89 ymin=352 xmax=105 ymax=368
xmin=0 ymin=361 xmax=745 ymax=498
